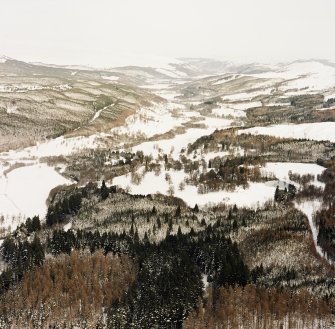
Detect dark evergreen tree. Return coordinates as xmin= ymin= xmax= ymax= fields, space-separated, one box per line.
xmin=100 ymin=180 xmax=109 ymax=200
xmin=193 ymin=204 xmax=199 ymax=213
xmin=175 ymin=205 xmax=181 ymax=218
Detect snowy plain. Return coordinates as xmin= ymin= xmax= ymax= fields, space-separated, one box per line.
xmin=240 ymin=122 xmax=335 ymax=143
xmin=0 ymin=164 xmax=71 ymax=231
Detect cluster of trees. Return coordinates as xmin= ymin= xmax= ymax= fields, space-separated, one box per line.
xmin=0 ymin=214 xmax=250 ymax=328
xmin=0 ymin=251 xmax=136 ymax=328
xmin=323 ymin=97 xmax=335 ymax=108
xmin=46 ymin=182 xmax=116 ymax=227
xmin=46 ymin=189 xmax=83 ymax=226
xmin=107 ymin=229 xmax=249 ymax=328
xmin=198 ymin=157 xmax=264 ymax=193
xmin=188 ymin=128 xmax=335 ymax=164
xmin=274 ymin=184 xmax=296 ymax=203
xmin=288 ymin=171 xmax=315 ymax=187
xmin=0 ymin=236 xmax=44 ymax=293
xmin=1 ymin=175 xmax=335 ymax=327
xmin=184 ymin=284 xmax=333 ymax=329
xmin=22 ymin=215 xmax=41 ymax=233
xmin=316 ymin=163 xmax=335 ymax=258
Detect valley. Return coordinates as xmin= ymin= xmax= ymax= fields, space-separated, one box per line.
xmin=1 ymin=57 xmax=335 ymax=328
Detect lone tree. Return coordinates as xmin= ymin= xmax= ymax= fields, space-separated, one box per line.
xmin=193 ymin=204 xmax=199 ymax=213
xmin=100 ymin=180 xmax=109 ymax=200
xmin=175 ymin=205 xmax=181 ymax=218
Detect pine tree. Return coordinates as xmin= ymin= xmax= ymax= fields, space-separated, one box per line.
xmin=100 ymin=180 xmax=109 ymax=200
xmin=151 ymin=206 xmax=157 ymax=215
xmin=175 ymin=205 xmax=181 ymax=218
xmin=274 ymin=186 xmax=280 ymax=202
xmin=32 ymin=216 xmax=41 ymax=232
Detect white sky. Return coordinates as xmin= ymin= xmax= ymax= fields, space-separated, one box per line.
xmin=0 ymin=0 xmax=334 ymax=67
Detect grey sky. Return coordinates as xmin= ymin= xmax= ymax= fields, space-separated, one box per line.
xmin=0 ymin=0 xmax=334 ymax=67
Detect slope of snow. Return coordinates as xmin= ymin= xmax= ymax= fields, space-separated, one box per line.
xmin=156 ymin=67 xmax=187 ymax=78
xmin=0 ymin=164 xmax=71 ymax=230
xmin=240 ymin=122 xmax=335 ymax=142
xmin=212 ymin=75 xmax=239 ymax=85
xmin=256 ymin=61 xmax=335 ymax=92
xmin=1 ymin=134 xmax=101 ymax=160
xmin=110 ymin=103 xmax=187 ymax=139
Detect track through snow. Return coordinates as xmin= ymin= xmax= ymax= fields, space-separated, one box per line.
xmin=295 ymin=201 xmax=334 ymax=266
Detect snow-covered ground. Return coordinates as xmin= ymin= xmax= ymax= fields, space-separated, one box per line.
xmin=110 ymin=102 xmax=187 ymax=139
xmin=226 ymin=101 xmax=262 ymax=110
xmin=1 ymin=134 xmax=101 ymax=160
xmin=101 ymin=75 xmax=119 ymax=81
xmin=212 ymin=106 xmax=247 ymax=118
xmin=131 ymin=116 xmax=233 ymax=160
xmin=113 ymin=169 xmax=276 ymax=208
xmin=240 ymin=122 xmax=335 ymax=143
xmin=1 ymin=58 xmax=335 ymax=234
xmin=222 ymin=88 xmax=272 ymax=101
xmin=132 ymin=128 xmax=210 ymax=159
xmin=261 ymin=162 xmax=326 ymax=188
xmin=255 ymin=61 xmax=335 ymax=93
xmin=63 ymin=221 xmax=72 ymax=232
xmin=0 ymin=164 xmax=71 ymax=230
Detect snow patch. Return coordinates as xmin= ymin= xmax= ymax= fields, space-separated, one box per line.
xmin=240 ymin=122 xmax=335 ymax=143
xmin=0 ymin=164 xmax=71 ymax=230
xmin=102 ymin=75 xmax=119 ymax=81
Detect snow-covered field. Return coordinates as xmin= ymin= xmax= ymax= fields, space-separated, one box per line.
xmin=240 ymin=122 xmax=335 ymax=142
xmin=261 ymin=162 xmax=326 ymax=188
xmin=131 ymin=115 xmax=233 ymax=160
xmin=212 ymin=106 xmax=246 ymax=118
xmin=112 ymin=162 xmax=326 ymax=210
xmin=113 ymin=169 xmax=276 ymax=208
xmin=0 ymin=164 xmax=71 ymax=230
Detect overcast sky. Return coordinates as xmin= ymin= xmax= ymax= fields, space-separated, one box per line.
xmin=0 ymin=0 xmax=334 ymax=67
